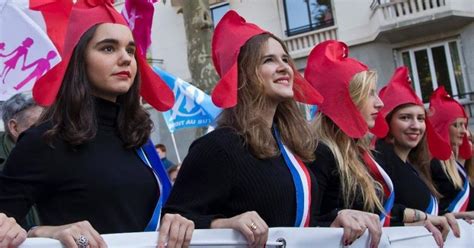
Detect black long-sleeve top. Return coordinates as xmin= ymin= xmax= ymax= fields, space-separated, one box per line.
xmin=0 ymin=98 xmax=158 ymax=234
xmin=308 ymin=143 xmax=402 ymax=225
xmin=163 ymin=127 xmax=321 ymax=228
xmin=374 ymin=140 xmax=434 ymax=219
xmin=431 ymin=159 xmax=473 ymax=214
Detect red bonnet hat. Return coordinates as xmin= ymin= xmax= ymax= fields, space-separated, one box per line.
xmin=429 ymin=86 xmax=471 ymax=160
xmin=32 ymin=0 xmax=174 ymax=111
xmin=372 ymin=67 xmax=451 ymax=160
xmin=304 ymin=40 xmax=369 ymax=138
xmin=211 ymin=10 xmax=323 ymax=108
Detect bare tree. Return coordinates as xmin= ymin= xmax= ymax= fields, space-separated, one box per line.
xmin=180 ymin=0 xmax=219 ymax=94
xmin=178 ymin=0 xmax=220 ymax=137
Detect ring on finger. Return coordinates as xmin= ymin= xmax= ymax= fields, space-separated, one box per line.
xmin=249 ymin=222 xmax=257 ymax=231
xmin=76 ymin=235 xmax=89 ymax=248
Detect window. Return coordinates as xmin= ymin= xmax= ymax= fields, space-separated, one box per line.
xmin=399 ymin=40 xmax=467 ymax=103
xmin=211 ymin=3 xmax=230 ymax=27
xmin=283 ymin=0 xmax=334 ymax=36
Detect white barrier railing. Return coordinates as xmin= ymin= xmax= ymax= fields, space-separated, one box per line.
xmin=19 ymin=221 xmax=473 ymax=247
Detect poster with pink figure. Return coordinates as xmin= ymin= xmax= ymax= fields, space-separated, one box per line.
xmin=0 ymin=1 xmax=60 ymax=101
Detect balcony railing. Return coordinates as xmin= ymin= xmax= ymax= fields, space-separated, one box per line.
xmin=283 ymin=26 xmax=337 ymax=58
xmin=372 ymin=0 xmax=447 ymax=23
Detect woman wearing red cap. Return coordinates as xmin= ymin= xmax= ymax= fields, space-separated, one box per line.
xmin=458 ymin=130 xmax=474 ymax=188
xmin=371 ymin=67 xmax=459 ymax=244
xmin=305 ymin=40 xmax=447 ymax=247
xmin=429 ymin=86 xmax=474 ymax=221
xmin=305 ymin=40 xmax=386 ymax=225
xmin=0 ymin=1 xmax=193 ymax=248
xmin=164 ymin=11 xmax=382 ymax=248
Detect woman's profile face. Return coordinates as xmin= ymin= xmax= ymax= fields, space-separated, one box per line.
xmin=449 ymin=117 xmax=468 ymax=148
xmin=389 ymin=105 xmax=426 ymax=151
xmin=358 ymin=81 xmax=383 ymax=129
xmin=85 ymin=23 xmax=137 ymax=102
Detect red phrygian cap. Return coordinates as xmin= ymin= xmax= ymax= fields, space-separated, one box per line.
xmin=372 ymin=66 xmax=451 ymax=160
xmin=305 ymin=40 xmax=369 ymax=138
xmin=32 ymin=0 xmax=174 ymax=111
xmin=429 ymin=86 xmax=471 ymax=160
xmin=211 ymin=10 xmax=323 ymax=108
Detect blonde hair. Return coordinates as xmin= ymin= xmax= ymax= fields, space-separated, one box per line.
xmin=312 ymin=70 xmax=384 ymax=212
xmin=218 ymin=33 xmax=316 ymax=161
xmin=441 ymin=156 xmax=463 ymax=189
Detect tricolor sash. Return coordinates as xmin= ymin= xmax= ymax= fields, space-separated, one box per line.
xmin=362 ymin=151 xmax=395 ymax=227
xmin=273 ymin=128 xmax=312 ymax=227
xmin=136 ymin=139 xmax=173 ymax=231
xmin=447 ymin=162 xmax=470 ymax=213
xmin=425 ymin=194 xmax=439 ymax=216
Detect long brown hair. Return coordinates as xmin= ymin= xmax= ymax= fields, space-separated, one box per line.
xmin=312 ymin=70 xmax=384 ymax=212
xmin=40 ymin=24 xmax=152 ymax=148
xmin=217 ymin=33 xmax=315 ymax=161
xmin=385 ymin=103 xmax=441 ymax=197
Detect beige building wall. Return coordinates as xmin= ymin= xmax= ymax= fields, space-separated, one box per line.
xmin=116 ymin=0 xmax=474 ymax=160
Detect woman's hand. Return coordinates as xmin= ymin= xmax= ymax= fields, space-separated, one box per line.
xmin=453 ymin=211 xmax=474 ymax=224
xmin=0 ymin=213 xmax=27 ymax=247
xmin=28 ymin=221 xmax=107 ymax=248
xmin=422 ymin=219 xmax=445 ymax=248
xmin=157 ymin=213 xmax=194 ymax=248
xmin=329 ymin=209 xmax=381 ymax=248
xmin=211 ymin=211 xmax=268 ymax=248
xmin=426 ymin=214 xmax=460 ymax=240
xmin=442 ymin=213 xmax=460 ymax=237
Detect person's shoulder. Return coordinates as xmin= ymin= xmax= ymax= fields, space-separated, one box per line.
xmin=195 ymin=127 xmax=241 ymax=145
xmin=315 ymin=141 xmax=332 ymax=156
xmin=187 ymin=127 xmax=244 ymax=155
xmin=313 ymin=142 xmax=337 ymax=166
xmin=15 ymin=122 xmax=52 ymax=148
xmin=373 ymin=139 xmax=398 ymax=162
xmin=430 ymin=159 xmax=443 ymax=171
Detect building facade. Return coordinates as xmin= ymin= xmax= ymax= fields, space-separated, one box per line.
xmin=117 ymin=0 xmax=474 ymax=161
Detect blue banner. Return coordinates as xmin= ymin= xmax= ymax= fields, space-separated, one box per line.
xmin=153 ymin=67 xmax=221 ymax=132
xmin=305 ymin=105 xmax=318 ymax=121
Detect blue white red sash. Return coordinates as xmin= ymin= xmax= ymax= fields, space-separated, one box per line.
xmin=137 ymin=139 xmax=173 ymax=231
xmin=425 ymin=194 xmax=439 ymax=216
xmin=273 ymin=128 xmax=312 ymax=227
xmin=362 ymin=151 xmax=395 ymax=227
xmin=447 ymin=162 xmax=470 ymax=213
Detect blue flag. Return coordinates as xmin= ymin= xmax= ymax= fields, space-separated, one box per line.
xmin=305 ymin=105 xmax=318 ymax=121
xmin=153 ymin=67 xmax=221 ymax=133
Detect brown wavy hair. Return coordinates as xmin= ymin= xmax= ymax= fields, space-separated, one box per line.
xmin=385 ymin=103 xmax=441 ymax=198
xmin=40 ymin=24 xmax=152 ymax=148
xmin=217 ymin=33 xmax=316 ymax=161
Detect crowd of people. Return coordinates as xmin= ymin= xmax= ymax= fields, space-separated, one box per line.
xmin=0 ymin=2 xmax=472 ymax=248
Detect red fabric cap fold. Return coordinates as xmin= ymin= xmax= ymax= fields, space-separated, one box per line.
xmin=33 ymin=0 xmax=174 ymax=111
xmin=428 ymin=86 xmax=470 ymax=160
xmin=372 ymin=67 xmax=450 ymax=160
xmin=211 ymin=10 xmax=323 ymax=108
xmin=29 ymin=0 xmax=73 ymax=54
xmin=304 ymin=40 xmax=368 ymax=138
xmin=372 ymin=67 xmax=422 ymax=137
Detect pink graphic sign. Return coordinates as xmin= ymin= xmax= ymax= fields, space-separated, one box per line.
xmin=0 ymin=1 xmax=61 ymax=101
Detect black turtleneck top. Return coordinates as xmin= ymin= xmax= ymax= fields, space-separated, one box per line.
xmin=374 ymin=140 xmax=433 ymax=222
xmin=0 ymin=98 xmax=158 ymax=234
xmin=164 ymin=127 xmax=321 ymax=228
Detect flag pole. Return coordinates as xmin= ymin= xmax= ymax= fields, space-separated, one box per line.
xmin=170 ymin=132 xmax=182 ymax=164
